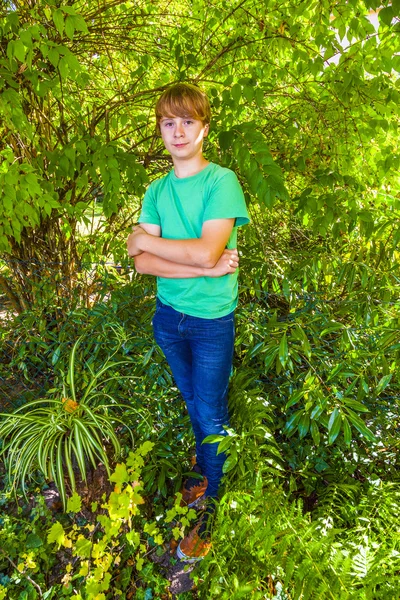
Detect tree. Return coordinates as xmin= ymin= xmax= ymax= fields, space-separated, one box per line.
xmin=0 ymin=0 xmax=399 ymax=310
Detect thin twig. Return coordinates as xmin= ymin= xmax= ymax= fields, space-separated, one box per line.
xmin=0 ymin=548 xmax=43 ymax=598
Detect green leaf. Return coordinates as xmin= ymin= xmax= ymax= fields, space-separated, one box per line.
xmin=73 ymin=536 xmax=92 ymax=558
xmin=137 ymin=440 xmax=155 ymax=456
xmin=61 ymin=6 xmax=78 ymax=15
xmin=47 ymin=522 xmax=66 ymax=548
xmin=110 ymin=463 xmax=129 ymax=487
xmin=255 ymin=87 xmax=263 ymax=107
xmin=285 ymin=389 xmax=305 ymax=410
xmin=58 ymin=55 xmax=68 ymax=78
xmin=345 ymin=409 xmax=376 ymax=442
xmin=52 ymin=9 xmax=64 ymax=36
xmin=222 ymin=448 xmax=238 ymax=473
xmin=71 ymin=14 xmax=88 ymax=33
xmin=283 ymin=410 xmax=303 ymax=436
xmin=243 ymin=85 xmax=254 ymax=103
xmin=343 ymin=416 xmax=352 ymax=447
xmin=202 ymin=434 xmax=225 ymax=445
xmin=48 ymin=48 xmax=60 ymax=68
xmin=216 ymin=435 xmax=233 ymax=455
xmin=379 ymin=6 xmax=394 ymax=26
xmin=279 ymin=333 xmax=288 ymax=367
xmin=219 ymin=130 xmax=234 ymax=150
xmin=231 ymin=83 xmax=241 ymax=104
xmin=310 ymin=421 xmax=320 ymax=446
xmin=341 ymin=398 xmax=369 ymax=413
xmin=358 ymin=210 xmax=374 ymax=222
xmin=298 ymin=412 xmax=310 ymax=439
xmin=26 ymin=533 xmax=43 ymax=549
xmin=65 ymin=16 xmax=75 ymax=40
xmin=328 ymin=408 xmax=341 ymax=444
xmin=126 ymin=530 xmax=140 ymax=547
xmin=67 ymin=491 xmax=82 ymax=513
xmin=375 ymin=374 xmax=392 ymax=395
xmin=13 ymin=40 xmax=26 ymax=62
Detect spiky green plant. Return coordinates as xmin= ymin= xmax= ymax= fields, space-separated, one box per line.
xmin=0 ymin=337 xmax=133 ymax=508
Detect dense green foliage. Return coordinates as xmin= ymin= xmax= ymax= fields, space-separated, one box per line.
xmin=1 ymin=0 xmax=400 ymax=306
xmin=1 ymin=0 xmax=400 ymax=598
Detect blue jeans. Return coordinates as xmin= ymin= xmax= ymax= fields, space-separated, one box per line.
xmin=152 ymin=298 xmax=234 ymax=497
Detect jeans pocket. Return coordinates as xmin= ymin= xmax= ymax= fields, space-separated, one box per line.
xmin=214 ymin=311 xmax=235 ymax=323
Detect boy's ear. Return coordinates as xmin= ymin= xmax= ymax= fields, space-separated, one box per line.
xmin=204 ymin=123 xmax=210 ymax=137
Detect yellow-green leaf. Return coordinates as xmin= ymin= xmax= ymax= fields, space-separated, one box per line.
xmin=47 ymin=522 xmax=66 ymax=548
xmin=67 ymin=491 xmax=82 ymax=513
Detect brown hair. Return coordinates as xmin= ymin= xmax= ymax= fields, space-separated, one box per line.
xmin=155 ymin=83 xmax=211 ymax=127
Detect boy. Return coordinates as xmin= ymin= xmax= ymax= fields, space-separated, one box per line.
xmin=127 ymin=83 xmax=249 ymax=561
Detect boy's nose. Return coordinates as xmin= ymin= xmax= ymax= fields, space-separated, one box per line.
xmin=174 ymin=124 xmax=184 ymax=137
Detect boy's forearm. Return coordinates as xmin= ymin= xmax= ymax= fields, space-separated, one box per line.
xmin=137 ymin=235 xmax=216 ymax=268
xmin=134 ymin=252 xmax=208 ymax=278
xmin=134 ymin=248 xmax=239 ymax=279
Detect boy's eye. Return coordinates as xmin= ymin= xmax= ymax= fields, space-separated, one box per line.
xmin=184 ymin=120 xmax=193 ymax=125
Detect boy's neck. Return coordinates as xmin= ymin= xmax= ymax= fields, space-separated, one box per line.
xmin=173 ymin=155 xmax=209 ymax=179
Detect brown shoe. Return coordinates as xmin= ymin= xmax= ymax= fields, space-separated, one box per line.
xmin=176 ymin=517 xmax=212 ymax=562
xmin=180 ymin=464 xmax=208 ymax=508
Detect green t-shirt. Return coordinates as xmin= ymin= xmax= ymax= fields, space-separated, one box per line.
xmin=138 ymin=162 xmax=250 ymax=318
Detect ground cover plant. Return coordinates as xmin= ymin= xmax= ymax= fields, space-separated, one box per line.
xmin=1 ymin=0 xmax=400 ymax=598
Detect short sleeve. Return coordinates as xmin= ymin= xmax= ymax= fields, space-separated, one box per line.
xmin=203 ymin=169 xmax=250 ymax=227
xmin=138 ymin=184 xmax=161 ymax=226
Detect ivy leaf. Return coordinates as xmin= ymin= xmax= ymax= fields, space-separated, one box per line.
xmin=136 ymin=440 xmax=155 ymax=456
xmin=47 ymin=522 xmax=66 ymax=548
xmin=67 ymin=491 xmax=82 ymax=513
xmin=126 ymin=530 xmax=140 ymax=547
xmin=73 ymin=536 xmax=92 ymax=558
xmin=110 ymin=463 xmax=129 ymax=488
xmin=144 ymin=521 xmax=158 ymax=536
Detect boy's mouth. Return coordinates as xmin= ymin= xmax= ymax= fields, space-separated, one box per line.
xmin=173 ymin=143 xmax=188 ymax=148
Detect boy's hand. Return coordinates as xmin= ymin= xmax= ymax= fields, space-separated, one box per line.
xmin=207 ymin=249 xmax=239 ymax=277
xmin=127 ymin=225 xmax=148 ymax=257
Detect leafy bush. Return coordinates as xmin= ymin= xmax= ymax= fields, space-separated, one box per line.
xmin=195 ymin=479 xmax=400 ymax=599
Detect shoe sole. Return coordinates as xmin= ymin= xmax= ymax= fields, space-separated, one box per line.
xmin=187 ymin=493 xmax=206 ymax=509
xmin=176 ymin=542 xmax=205 ymax=563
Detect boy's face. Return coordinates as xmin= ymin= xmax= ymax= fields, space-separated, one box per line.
xmin=159 ymin=115 xmax=209 ymax=163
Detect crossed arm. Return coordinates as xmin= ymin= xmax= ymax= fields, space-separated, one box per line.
xmin=127 ymin=219 xmax=239 ymax=278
